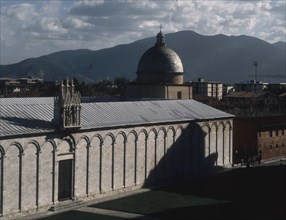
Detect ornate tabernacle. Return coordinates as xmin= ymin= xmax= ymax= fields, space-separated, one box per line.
xmin=54 ymin=78 xmax=81 ymax=130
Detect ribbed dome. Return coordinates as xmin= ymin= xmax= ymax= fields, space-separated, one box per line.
xmin=137 ymin=46 xmax=184 ymax=74
xmin=136 ymin=31 xmax=184 ymax=84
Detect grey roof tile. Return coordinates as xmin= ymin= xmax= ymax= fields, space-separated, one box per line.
xmin=0 ymin=97 xmax=233 ymax=137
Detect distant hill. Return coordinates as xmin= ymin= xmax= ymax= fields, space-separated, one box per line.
xmin=1 ymin=30 xmax=285 ymax=83
xmin=272 ymin=41 xmax=286 ymax=51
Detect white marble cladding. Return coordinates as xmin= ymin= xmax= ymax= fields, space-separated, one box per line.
xmin=0 ymin=119 xmax=232 ymax=217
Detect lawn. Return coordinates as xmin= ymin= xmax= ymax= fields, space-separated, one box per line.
xmin=90 ymin=190 xmax=229 ymax=215
xmin=40 ymin=210 xmax=125 ymax=220
xmin=92 ymin=165 xmax=286 ymax=219
xmin=40 ymin=164 xmax=286 ymax=220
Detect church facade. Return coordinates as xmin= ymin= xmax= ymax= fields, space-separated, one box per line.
xmin=0 ymin=31 xmax=233 ymax=218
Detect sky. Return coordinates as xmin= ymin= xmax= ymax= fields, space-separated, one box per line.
xmin=0 ymin=0 xmax=285 ymax=65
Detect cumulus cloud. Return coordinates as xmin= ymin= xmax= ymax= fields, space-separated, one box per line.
xmin=0 ymin=0 xmax=285 ymax=65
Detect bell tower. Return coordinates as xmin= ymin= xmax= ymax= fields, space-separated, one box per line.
xmin=54 ymin=78 xmax=81 ymax=130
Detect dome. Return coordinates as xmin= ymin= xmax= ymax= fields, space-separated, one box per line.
xmin=136 ymin=31 xmax=184 ymax=84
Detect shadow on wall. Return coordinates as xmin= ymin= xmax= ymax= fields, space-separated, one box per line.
xmin=143 ymin=122 xmax=224 ymax=188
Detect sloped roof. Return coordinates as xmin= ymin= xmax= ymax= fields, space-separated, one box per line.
xmin=225 ymin=91 xmax=277 ymax=98
xmin=0 ymin=97 xmax=233 ymax=137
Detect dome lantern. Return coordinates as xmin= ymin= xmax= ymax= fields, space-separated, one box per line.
xmin=155 ymin=31 xmax=166 ymax=47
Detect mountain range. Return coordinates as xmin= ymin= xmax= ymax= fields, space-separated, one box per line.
xmin=1 ymin=30 xmax=285 ymax=83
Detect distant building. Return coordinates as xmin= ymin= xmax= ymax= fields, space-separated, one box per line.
xmin=222 ymin=83 xmax=234 ymax=96
xmin=192 ymin=78 xmax=223 ymax=100
xmin=233 ymin=116 xmax=286 ymax=164
xmin=265 ymin=83 xmax=286 ymax=94
xmin=0 ymin=77 xmax=43 ymax=96
xmin=125 ymin=31 xmax=192 ymax=100
xmin=234 ymin=80 xmax=267 ymax=93
xmin=222 ymin=91 xmax=285 ymax=117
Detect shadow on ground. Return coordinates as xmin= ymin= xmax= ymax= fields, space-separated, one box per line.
xmin=41 ymin=165 xmax=286 ymax=220
xmin=92 ymin=165 xmax=286 ymax=219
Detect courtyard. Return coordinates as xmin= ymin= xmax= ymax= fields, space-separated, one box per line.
xmin=32 ymin=161 xmax=286 ymax=220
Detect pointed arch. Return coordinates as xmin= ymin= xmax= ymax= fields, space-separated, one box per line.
xmin=104 ymin=132 xmax=116 ymax=144
xmin=224 ymin=120 xmax=232 ymax=165
xmin=158 ymin=127 xmax=167 ymax=138
xmin=77 ymin=135 xmax=91 ymax=146
xmin=62 ymin=135 xmax=76 ymax=152
xmin=116 ymin=131 xmax=127 ymax=143
xmin=138 ymin=129 xmax=148 ymax=140
xmin=210 ymin=122 xmax=218 ymax=166
xmin=7 ymin=142 xmax=24 ymax=155
xmin=146 ymin=128 xmax=157 ymax=182
xmin=127 ymin=130 xmax=138 ymax=141
xmin=40 ymin=140 xmax=56 ymax=206
xmin=44 ymin=139 xmax=57 ymax=151
xmin=225 ymin=120 xmax=232 ymax=130
xmin=22 ymin=140 xmax=41 ymax=210
xmin=4 ymin=142 xmax=24 ymax=212
xmin=114 ymin=131 xmax=127 ymax=189
xmin=217 ymin=122 xmax=225 ymax=166
xmin=102 ymin=133 xmax=115 ymax=191
xmin=157 ymin=127 xmax=167 ymax=179
xmin=176 ymin=125 xmax=184 ymax=133
xmin=91 ymin=133 xmax=104 ymax=147
xmin=166 ymin=125 xmax=176 ymax=178
xmin=218 ymin=121 xmax=226 ymax=130
xmin=25 ymin=140 xmax=41 ymax=153
xmin=200 ymin=122 xmax=211 ymax=169
xmin=0 ymin=145 xmax=4 ymax=215
xmin=148 ymin=128 xmax=158 ymax=138
xmin=201 ymin=122 xmax=211 ymax=132
xmin=0 ymin=145 xmax=5 ymax=157
xmin=174 ymin=125 xmax=185 ymax=178
xmin=75 ymin=135 xmax=90 ymax=198
xmin=125 ymin=130 xmax=137 ymax=186
xmin=137 ymin=129 xmax=148 ymax=183
xmin=210 ymin=122 xmax=218 ymax=130
xmin=90 ymin=133 xmax=103 ymax=193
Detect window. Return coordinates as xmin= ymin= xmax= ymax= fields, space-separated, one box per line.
xmin=258 ymin=132 xmax=261 ymax=137
xmin=282 ymin=130 xmax=285 ymax=136
xmin=276 ymin=144 xmax=279 ymax=149
xmin=276 ymin=130 xmax=279 ymax=136
xmin=269 ymin=131 xmax=272 ymax=137
xmin=282 ymin=143 xmax=285 ymax=148
xmin=269 ymin=144 xmax=272 ymax=150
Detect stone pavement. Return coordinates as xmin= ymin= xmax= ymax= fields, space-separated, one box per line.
xmin=12 ymin=188 xmax=158 ymax=220
xmin=73 ymin=206 xmax=158 ymax=220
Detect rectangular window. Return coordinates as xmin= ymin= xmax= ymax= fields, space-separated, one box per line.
xmin=269 ymin=131 xmax=272 ymax=137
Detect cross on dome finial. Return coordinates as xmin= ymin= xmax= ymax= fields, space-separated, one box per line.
xmin=156 ymin=25 xmax=166 ymax=47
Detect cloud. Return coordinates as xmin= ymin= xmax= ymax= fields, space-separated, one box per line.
xmin=1 ymin=0 xmax=285 ymax=65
